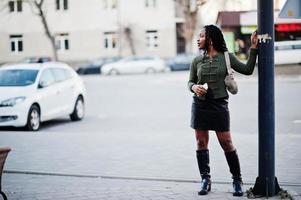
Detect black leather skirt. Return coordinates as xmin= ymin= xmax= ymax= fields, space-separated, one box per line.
xmin=190 ymin=95 xmax=230 ymax=131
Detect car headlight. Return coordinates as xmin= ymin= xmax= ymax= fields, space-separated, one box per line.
xmin=0 ymin=96 xmax=26 ymax=107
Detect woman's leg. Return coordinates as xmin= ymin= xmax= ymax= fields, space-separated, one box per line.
xmin=215 ymin=131 xmax=235 ymax=152
xmin=195 ymin=130 xmax=209 ymax=150
xmin=195 ymin=130 xmax=211 ymax=195
xmin=216 ymin=131 xmax=243 ymax=196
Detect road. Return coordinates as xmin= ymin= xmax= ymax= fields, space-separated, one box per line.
xmin=0 ymin=70 xmax=301 ymax=193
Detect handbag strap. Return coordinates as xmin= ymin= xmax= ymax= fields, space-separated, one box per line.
xmin=224 ymin=51 xmax=232 ymax=75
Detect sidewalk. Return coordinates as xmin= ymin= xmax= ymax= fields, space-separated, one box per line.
xmin=2 ymin=172 xmax=301 ymax=200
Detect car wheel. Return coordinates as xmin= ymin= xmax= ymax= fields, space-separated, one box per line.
xmin=108 ymin=69 xmax=119 ymax=75
xmin=145 ymin=67 xmax=156 ymax=74
xmin=70 ymin=96 xmax=85 ymax=121
xmin=26 ymin=105 xmax=40 ymax=131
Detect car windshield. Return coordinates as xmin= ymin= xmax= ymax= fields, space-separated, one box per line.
xmin=0 ymin=69 xmax=39 ymax=86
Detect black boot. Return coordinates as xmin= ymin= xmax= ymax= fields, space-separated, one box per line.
xmin=225 ymin=150 xmax=244 ymax=197
xmin=232 ymin=179 xmax=243 ymax=197
xmin=196 ymin=150 xmax=211 ymax=195
xmin=199 ymin=177 xmax=211 ymax=195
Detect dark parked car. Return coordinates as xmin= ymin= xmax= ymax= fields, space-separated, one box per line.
xmin=167 ymin=54 xmax=196 ymax=71
xmin=76 ymin=63 xmax=101 ymax=75
xmin=76 ymin=57 xmax=121 ymax=75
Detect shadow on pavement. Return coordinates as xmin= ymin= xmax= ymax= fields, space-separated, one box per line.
xmin=0 ymin=118 xmax=72 ymax=132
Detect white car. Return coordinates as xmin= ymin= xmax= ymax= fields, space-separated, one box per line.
xmin=101 ymin=55 xmax=167 ymax=75
xmin=0 ymin=62 xmax=86 ymax=131
xmin=275 ymin=40 xmax=301 ymax=65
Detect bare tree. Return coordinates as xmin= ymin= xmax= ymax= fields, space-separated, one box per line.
xmin=30 ymin=0 xmax=58 ymax=61
xmin=0 ymin=1 xmax=7 ymax=13
xmin=1 ymin=0 xmax=58 ymax=61
xmin=176 ymin=0 xmax=207 ymax=53
xmin=124 ymin=27 xmax=136 ymax=56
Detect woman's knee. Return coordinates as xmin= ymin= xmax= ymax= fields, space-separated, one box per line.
xmin=197 ymin=139 xmax=208 ymax=150
xmin=216 ymin=132 xmax=235 ymax=152
xmin=220 ymin=139 xmax=235 ymax=152
xmin=195 ymin=130 xmax=209 ymax=150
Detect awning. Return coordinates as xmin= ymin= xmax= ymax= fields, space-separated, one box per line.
xmin=239 ymin=10 xmax=301 ymax=26
xmin=216 ymin=11 xmax=244 ymax=27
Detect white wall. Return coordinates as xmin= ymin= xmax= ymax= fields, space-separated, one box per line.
xmin=0 ymin=0 xmax=177 ymax=63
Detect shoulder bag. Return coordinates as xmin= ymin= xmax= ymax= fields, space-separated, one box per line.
xmin=224 ymin=51 xmax=238 ymax=95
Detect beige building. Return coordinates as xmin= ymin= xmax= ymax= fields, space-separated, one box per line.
xmin=0 ymin=0 xmax=263 ymax=64
xmin=0 ymin=0 xmax=178 ymax=63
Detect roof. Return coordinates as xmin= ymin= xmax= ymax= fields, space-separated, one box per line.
xmin=231 ymin=10 xmax=301 ymax=26
xmin=217 ymin=10 xmax=301 ymax=27
xmin=216 ymin=11 xmax=245 ymax=27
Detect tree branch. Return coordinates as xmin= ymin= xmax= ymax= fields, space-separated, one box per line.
xmin=124 ymin=27 xmax=136 ymax=55
xmin=175 ymin=0 xmax=207 ymax=52
xmin=0 ymin=1 xmax=8 ymax=13
xmin=32 ymin=0 xmax=58 ymax=60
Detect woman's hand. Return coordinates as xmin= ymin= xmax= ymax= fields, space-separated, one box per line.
xmin=192 ymin=85 xmax=207 ymax=96
xmin=250 ymin=30 xmax=258 ymax=49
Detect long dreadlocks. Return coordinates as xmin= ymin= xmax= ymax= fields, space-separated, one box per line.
xmin=203 ymin=25 xmax=228 ymax=57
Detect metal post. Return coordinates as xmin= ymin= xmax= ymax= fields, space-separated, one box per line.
xmin=252 ymin=0 xmax=280 ymax=196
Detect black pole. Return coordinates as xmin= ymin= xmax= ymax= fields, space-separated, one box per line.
xmin=252 ymin=0 xmax=280 ymax=196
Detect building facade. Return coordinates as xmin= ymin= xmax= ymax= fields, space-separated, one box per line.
xmin=216 ymin=10 xmax=301 ymax=57
xmin=0 ymin=0 xmax=178 ymax=63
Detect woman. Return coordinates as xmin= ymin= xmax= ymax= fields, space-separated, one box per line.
xmin=188 ymin=25 xmax=258 ymax=196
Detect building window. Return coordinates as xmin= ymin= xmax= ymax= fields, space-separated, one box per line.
xmin=104 ymin=0 xmax=117 ymax=9
xmin=104 ymin=32 xmax=118 ymax=50
xmin=55 ymin=33 xmax=69 ymax=52
xmin=8 ymin=0 xmax=22 ymax=12
xmin=146 ymin=30 xmax=158 ymax=49
xmin=10 ymin=35 xmax=23 ymax=53
xmin=145 ymin=0 xmax=156 ymax=8
xmin=56 ymin=0 xmax=68 ymax=10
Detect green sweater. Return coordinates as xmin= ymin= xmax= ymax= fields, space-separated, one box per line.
xmin=188 ymin=49 xmax=258 ymax=99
